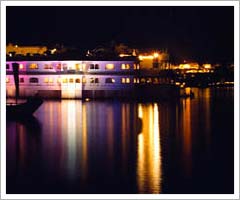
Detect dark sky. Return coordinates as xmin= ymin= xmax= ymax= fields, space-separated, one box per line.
xmin=7 ymin=6 xmax=234 ymax=63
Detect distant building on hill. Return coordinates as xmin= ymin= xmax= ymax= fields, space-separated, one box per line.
xmin=7 ymin=43 xmax=48 ymax=57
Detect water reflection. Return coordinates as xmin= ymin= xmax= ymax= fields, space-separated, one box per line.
xmin=7 ymin=88 xmax=234 ymax=194
xmin=137 ymin=103 xmax=162 ymax=193
xmin=181 ymin=98 xmax=192 ymax=176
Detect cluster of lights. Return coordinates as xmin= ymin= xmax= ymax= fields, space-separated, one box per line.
xmin=138 ymin=52 xmax=159 ymax=61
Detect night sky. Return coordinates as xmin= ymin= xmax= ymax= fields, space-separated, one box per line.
xmin=7 ymin=6 xmax=234 ymax=63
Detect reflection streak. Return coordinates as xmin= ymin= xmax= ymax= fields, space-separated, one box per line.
xmin=137 ymin=103 xmax=162 ymax=193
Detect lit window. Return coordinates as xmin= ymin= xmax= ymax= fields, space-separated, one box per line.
xmin=20 ymin=77 xmax=24 ymax=83
xmin=29 ymin=63 xmax=38 ymax=69
xmin=6 ymin=77 xmax=9 ymax=83
xmin=90 ymin=77 xmax=99 ymax=84
xmin=105 ymin=64 xmax=114 ymax=70
xmin=62 ymin=78 xmax=68 ymax=83
xmin=69 ymin=78 xmax=74 ymax=83
xmin=134 ymin=64 xmax=140 ymax=70
xmin=6 ymin=64 xmax=10 ymax=70
xmin=121 ymin=64 xmax=130 ymax=70
xmin=49 ymin=78 xmax=53 ymax=83
xmin=82 ymin=64 xmax=87 ymax=71
xmin=19 ymin=64 xmax=24 ymax=69
xmin=57 ymin=78 xmax=62 ymax=83
xmin=140 ymin=78 xmax=146 ymax=83
xmin=44 ymin=64 xmax=53 ymax=69
xmin=146 ymin=78 xmax=152 ymax=83
xmin=44 ymin=77 xmax=49 ymax=83
xmin=121 ymin=77 xmax=130 ymax=83
xmin=56 ymin=63 xmax=62 ymax=70
xmin=82 ymin=77 xmax=86 ymax=83
xmin=76 ymin=64 xmax=82 ymax=71
xmin=76 ymin=78 xmax=81 ymax=83
xmin=29 ymin=77 xmax=39 ymax=83
xmin=105 ymin=78 xmax=115 ymax=83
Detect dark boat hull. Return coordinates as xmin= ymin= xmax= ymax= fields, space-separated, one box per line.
xmin=7 ymin=98 xmax=43 ymax=118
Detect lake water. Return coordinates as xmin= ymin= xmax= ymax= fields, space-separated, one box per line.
xmin=6 ymin=87 xmax=234 ymax=194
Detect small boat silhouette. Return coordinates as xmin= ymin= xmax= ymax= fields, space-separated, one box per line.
xmin=7 ymin=98 xmax=43 ymax=118
xmin=6 ymin=63 xmax=43 ymax=118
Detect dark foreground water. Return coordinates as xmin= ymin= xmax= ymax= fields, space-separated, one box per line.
xmin=6 ymin=88 xmax=234 ymax=194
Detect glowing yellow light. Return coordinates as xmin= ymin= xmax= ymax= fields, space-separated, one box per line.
xmin=50 ymin=48 xmax=57 ymax=54
xmin=6 ymin=77 xmax=9 ymax=83
xmin=19 ymin=64 xmax=24 ymax=69
xmin=105 ymin=64 xmax=114 ymax=70
xmin=139 ymin=55 xmax=154 ymax=60
xmin=112 ymin=78 xmax=115 ymax=83
xmin=183 ymin=64 xmax=191 ymax=69
xmin=44 ymin=77 xmax=49 ymax=83
xmin=185 ymin=87 xmax=191 ymax=95
xmin=85 ymin=98 xmax=90 ymax=101
xmin=137 ymin=104 xmax=162 ymax=193
xmin=175 ymin=82 xmax=180 ymax=86
xmin=153 ymin=53 xmax=159 ymax=58
xmin=62 ymin=78 xmax=68 ymax=83
xmin=29 ymin=63 xmax=38 ymax=69
xmin=203 ymin=64 xmax=211 ymax=69
xmin=119 ymin=54 xmax=131 ymax=57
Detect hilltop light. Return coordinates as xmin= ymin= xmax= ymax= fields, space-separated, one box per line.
xmin=119 ymin=54 xmax=131 ymax=57
xmin=50 ymin=48 xmax=57 ymax=54
xmin=153 ymin=52 xmax=159 ymax=58
xmin=203 ymin=64 xmax=211 ymax=69
xmin=138 ymin=55 xmax=154 ymax=60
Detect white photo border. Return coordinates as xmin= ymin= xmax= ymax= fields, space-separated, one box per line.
xmin=1 ymin=1 xmax=239 ymax=199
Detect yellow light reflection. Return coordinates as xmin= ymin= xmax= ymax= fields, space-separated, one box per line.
xmin=67 ymin=101 xmax=77 ymax=179
xmin=121 ymin=104 xmax=130 ymax=173
xmin=182 ymin=98 xmax=192 ymax=176
xmin=81 ymin=104 xmax=88 ymax=180
xmin=106 ymin=106 xmax=114 ymax=164
xmin=137 ymin=103 xmax=162 ymax=193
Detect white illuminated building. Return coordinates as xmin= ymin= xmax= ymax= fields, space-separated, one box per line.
xmin=6 ymin=60 xmax=140 ymax=99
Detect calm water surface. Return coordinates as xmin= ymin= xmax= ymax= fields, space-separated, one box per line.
xmin=7 ymin=88 xmax=234 ymax=194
